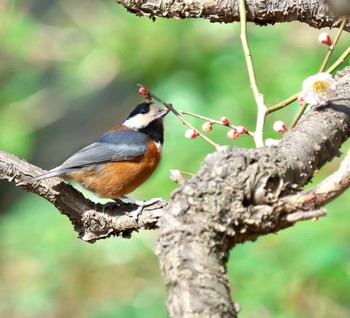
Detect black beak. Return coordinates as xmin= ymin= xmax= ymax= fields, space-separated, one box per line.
xmin=154 ymin=108 xmax=169 ymax=119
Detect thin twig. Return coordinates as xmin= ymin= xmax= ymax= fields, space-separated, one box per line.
xmin=289 ymin=102 xmax=308 ymax=129
xmin=320 ymin=18 xmax=347 ymax=72
xmin=267 ymin=45 xmax=350 ymax=115
xmin=138 ymin=84 xmax=219 ymax=148
xmin=326 ymin=46 xmax=350 ymax=73
xmin=281 ymin=148 xmax=350 ymax=214
xmin=285 ymin=209 xmax=327 ymax=223
xmin=267 ymin=92 xmax=300 ymax=114
xmin=290 ymin=22 xmax=347 ymax=127
xmin=181 ymin=110 xmax=254 ymax=137
xmin=238 ymin=0 xmax=266 ymax=147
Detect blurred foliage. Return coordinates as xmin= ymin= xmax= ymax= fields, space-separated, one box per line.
xmin=0 ymin=0 xmax=349 ymax=317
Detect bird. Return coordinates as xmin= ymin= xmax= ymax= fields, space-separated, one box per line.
xmin=31 ymin=102 xmax=169 ymax=222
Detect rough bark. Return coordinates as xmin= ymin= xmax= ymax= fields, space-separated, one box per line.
xmin=1 ymin=68 xmax=349 ymax=318
xmin=116 ymin=0 xmax=350 ymax=31
xmin=0 ymin=152 xmax=167 ymax=243
xmin=156 ymin=67 xmax=350 ymax=317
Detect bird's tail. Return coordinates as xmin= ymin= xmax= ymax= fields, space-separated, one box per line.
xmin=30 ymin=167 xmax=72 ymax=182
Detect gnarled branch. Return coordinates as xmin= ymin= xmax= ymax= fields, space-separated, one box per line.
xmin=0 ymin=151 xmax=168 ymax=243
xmin=116 ymin=0 xmax=350 ymax=30
xmin=156 ymin=67 xmax=350 ymax=317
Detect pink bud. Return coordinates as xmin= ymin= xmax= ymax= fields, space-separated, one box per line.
xmin=170 ymin=169 xmax=185 ymax=185
xmin=227 ymin=129 xmax=238 ymax=140
xmin=138 ymin=86 xmax=149 ymax=95
xmin=220 ymin=117 xmax=230 ymax=125
xmin=236 ymin=126 xmax=247 ymax=135
xmin=297 ymin=95 xmax=305 ymax=106
xmin=318 ymin=33 xmax=332 ymax=46
xmin=185 ymin=128 xmax=199 ymax=139
xmin=273 ymin=121 xmax=287 ymax=133
xmin=201 ymin=121 xmax=213 ymax=132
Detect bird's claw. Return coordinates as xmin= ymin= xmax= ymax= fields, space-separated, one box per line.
xmin=128 ymin=197 xmax=163 ymax=226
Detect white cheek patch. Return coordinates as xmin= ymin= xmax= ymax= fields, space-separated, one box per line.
xmin=123 ymin=107 xmax=160 ymax=130
xmin=123 ymin=114 xmax=149 ymax=129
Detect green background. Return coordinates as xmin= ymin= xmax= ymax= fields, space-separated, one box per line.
xmin=0 ymin=1 xmax=350 ymax=317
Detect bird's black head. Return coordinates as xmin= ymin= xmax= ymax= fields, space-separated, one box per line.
xmin=126 ymin=103 xmax=150 ymax=120
xmin=123 ymin=102 xmax=168 ymax=144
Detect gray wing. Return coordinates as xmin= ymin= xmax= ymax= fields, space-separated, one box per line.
xmin=32 ymin=130 xmax=148 ymax=180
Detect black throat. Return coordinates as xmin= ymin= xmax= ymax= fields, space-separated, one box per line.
xmin=139 ymin=119 xmax=164 ymax=144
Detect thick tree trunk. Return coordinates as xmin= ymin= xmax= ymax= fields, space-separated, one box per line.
xmin=1 ymin=67 xmax=349 ymax=318
xmin=1 ymin=2 xmax=349 ymax=316
xmin=156 ymin=67 xmax=350 ymax=317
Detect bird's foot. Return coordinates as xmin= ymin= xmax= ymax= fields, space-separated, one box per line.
xmin=119 ymin=196 xmax=163 ymax=225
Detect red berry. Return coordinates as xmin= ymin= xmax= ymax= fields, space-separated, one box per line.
xmin=220 ymin=117 xmax=230 ymax=125
xmin=227 ymin=129 xmax=238 ymax=140
xmin=202 ymin=121 xmax=213 ymax=132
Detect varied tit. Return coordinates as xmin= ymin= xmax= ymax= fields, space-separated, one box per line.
xmin=32 ymin=102 xmax=169 ymax=220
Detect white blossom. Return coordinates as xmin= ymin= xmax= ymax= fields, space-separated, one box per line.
xmin=299 ymin=73 xmax=337 ymax=105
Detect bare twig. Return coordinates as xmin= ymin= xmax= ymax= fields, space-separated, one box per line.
xmin=289 ymin=102 xmax=308 ymax=129
xmin=279 ymin=148 xmax=350 ymax=217
xmin=320 ymin=18 xmax=347 ymax=72
xmin=267 ymin=92 xmax=300 ymax=114
xmin=138 ymin=85 xmax=219 ymax=148
xmin=238 ymin=0 xmax=266 ymax=147
xmin=326 ymin=46 xmax=350 ymax=73
xmin=181 ymin=110 xmax=254 ymax=137
xmin=285 ymin=209 xmax=327 ymax=223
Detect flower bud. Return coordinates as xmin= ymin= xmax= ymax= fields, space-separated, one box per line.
xmin=227 ymin=129 xmax=238 ymax=140
xmin=297 ymin=96 xmax=305 ymax=106
xmin=273 ymin=121 xmax=287 ymax=133
xmin=185 ymin=128 xmax=199 ymax=139
xmin=318 ymin=32 xmax=333 ymax=46
xmin=201 ymin=121 xmax=213 ymax=132
xmin=236 ymin=126 xmax=247 ymax=135
xmin=220 ymin=117 xmax=230 ymax=125
xmin=170 ymin=169 xmax=185 ymax=185
xmin=138 ymin=86 xmax=149 ymax=95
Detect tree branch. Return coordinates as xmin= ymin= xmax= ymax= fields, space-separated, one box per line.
xmin=0 ymin=151 xmax=168 ymax=243
xmin=1 ymin=67 xmax=350 ymax=318
xmin=157 ymin=67 xmax=350 ymax=317
xmin=281 ymin=148 xmax=350 ymax=218
xmin=116 ymin=0 xmax=350 ymax=30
